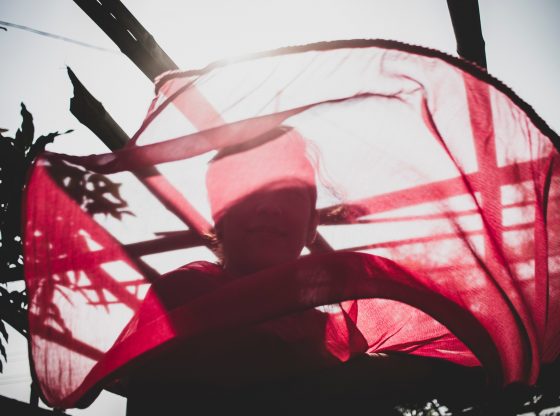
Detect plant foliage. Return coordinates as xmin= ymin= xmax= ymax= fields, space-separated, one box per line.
xmin=0 ymin=103 xmax=71 ymax=372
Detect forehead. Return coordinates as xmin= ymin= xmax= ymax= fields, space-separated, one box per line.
xmin=220 ymin=182 xmax=315 ymax=219
xmin=263 ymin=179 xmax=314 ymax=194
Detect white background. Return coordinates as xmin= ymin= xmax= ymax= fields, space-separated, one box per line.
xmin=0 ymin=1 xmax=558 ymax=414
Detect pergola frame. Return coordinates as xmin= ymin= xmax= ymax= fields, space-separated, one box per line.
xmin=6 ymin=1 xmax=534 ymax=414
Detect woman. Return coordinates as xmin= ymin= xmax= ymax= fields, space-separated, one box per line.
xmin=123 ymin=128 xmax=487 ymax=414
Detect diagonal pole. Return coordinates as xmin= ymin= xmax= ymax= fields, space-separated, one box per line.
xmin=446 ymin=0 xmax=487 ymax=69
xmin=73 ymin=0 xmax=177 ymax=80
xmin=67 ymin=67 xmax=214 ymax=251
xmin=71 ymin=0 xmax=332 ymax=252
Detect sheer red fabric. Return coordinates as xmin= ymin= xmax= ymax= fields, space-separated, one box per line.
xmin=23 ymin=40 xmax=560 ymax=408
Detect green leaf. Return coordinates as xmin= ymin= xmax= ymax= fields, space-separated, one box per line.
xmin=0 ymin=320 xmax=7 ymax=371
xmin=0 ymin=319 xmax=7 ymax=341
xmin=26 ymin=129 xmax=73 ymax=163
xmin=14 ymin=103 xmax=34 ymax=154
xmin=9 ymin=289 xmax=27 ymax=309
xmin=0 ymin=332 xmax=6 ymax=361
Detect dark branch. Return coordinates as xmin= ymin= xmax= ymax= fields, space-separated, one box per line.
xmin=67 ymin=67 xmax=129 ymax=150
xmin=0 ymin=295 xmax=28 ymax=338
xmin=447 ymin=0 xmax=487 ymax=69
xmin=73 ymin=0 xmax=177 ymax=80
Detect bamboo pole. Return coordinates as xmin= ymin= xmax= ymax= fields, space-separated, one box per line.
xmin=67 ymin=67 xmax=216 ymax=261
xmin=447 ymin=0 xmax=487 ymax=69
xmin=73 ymin=0 xmax=177 ymax=80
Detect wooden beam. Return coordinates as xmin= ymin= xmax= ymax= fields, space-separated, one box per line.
xmin=67 ymin=68 xmax=217 ymax=260
xmin=73 ymin=0 xmax=177 ymax=80
xmin=447 ymin=0 xmax=487 ymax=69
xmin=70 ymin=1 xmax=333 ymax=253
xmin=0 ymin=395 xmax=64 ymax=415
xmin=67 ymin=67 xmax=129 ymax=150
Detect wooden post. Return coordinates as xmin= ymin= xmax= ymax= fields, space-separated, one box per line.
xmin=447 ymin=0 xmax=487 ymax=69
xmin=73 ymin=0 xmax=177 ymax=80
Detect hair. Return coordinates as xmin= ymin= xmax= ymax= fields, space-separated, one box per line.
xmin=304 ymin=137 xmax=347 ymax=203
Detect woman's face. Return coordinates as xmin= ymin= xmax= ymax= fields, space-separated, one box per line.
xmin=217 ymin=182 xmax=317 ymax=275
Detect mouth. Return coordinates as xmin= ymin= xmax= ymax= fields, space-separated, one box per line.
xmin=247 ymin=224 xmax=286 ymax=236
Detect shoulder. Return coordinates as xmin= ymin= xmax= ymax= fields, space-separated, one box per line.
xmin=161 ymin=260 xmax=223 ymax=279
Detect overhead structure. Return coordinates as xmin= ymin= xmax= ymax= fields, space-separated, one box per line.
xmin=73 ymin=0 xmax=178 ymax=80
xmin=67 ymin=67 xmax=130 ymax=150
xmin=25 ymin=38 xmax=560 ymax=408
xmin=12 ymin=1 xmax=560 ymax=414
xmin=447 ymin=0 xmax=487 ymax=69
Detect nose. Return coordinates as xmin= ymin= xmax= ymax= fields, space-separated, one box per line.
xmin=255 ymin=200 xmax=282 ymax=216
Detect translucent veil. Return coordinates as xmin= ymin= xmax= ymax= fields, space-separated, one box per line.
xmin=23 ymin=40 xmax=560 ymax=408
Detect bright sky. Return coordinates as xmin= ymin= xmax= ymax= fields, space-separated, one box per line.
xmin=0 ymin=1 xmax=558 ymax=414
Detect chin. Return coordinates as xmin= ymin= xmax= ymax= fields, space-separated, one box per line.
xmin=248 ymin=252 xmax=299 ymax=272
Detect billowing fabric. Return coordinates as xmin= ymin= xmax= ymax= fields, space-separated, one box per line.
xmin=23 ymin=40 xmax=560 ymax=408
xmin=206 ymin=127 xmax=317 ymax=222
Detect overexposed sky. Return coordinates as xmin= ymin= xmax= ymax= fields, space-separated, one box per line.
xmin=0 ymin=1 xmax=558 ymax=414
